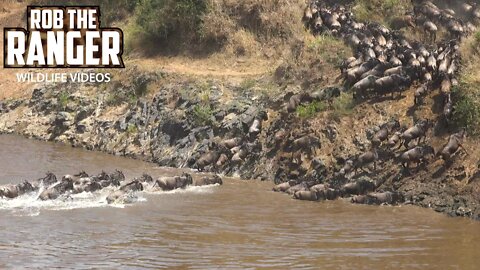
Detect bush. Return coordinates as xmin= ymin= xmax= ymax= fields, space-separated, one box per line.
xmin=296 ymin=101 xmax=327 ymax=118
xmin=329 ymin=92 xmax=355 ymax=122
xmin=126 ymin=124 xmax=138 ymax=135
xmin=192 ymin=104 xmax=215 ymax=126
xmin=57 ymin=91 xmax=69 ymax=111
xmin=353 ymin=0 xmax=411 ymax=25
xmin=452 ymin=84 xmax=480 ymax=136
xmin=307 ymin=34 xmax=350 ymax=66
xmin=134 ymin=0 xmax=207 ymax=42
xmin=32 ymin=0 xmax=138 ymax=25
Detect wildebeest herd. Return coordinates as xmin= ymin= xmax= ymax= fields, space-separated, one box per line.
xmin=0 ymin=171 xmax=223 ymax=204
xmin=272 ymin=0 xmax=477 ymax=205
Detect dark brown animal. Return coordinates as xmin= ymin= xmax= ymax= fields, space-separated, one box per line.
xmin=440 ymin=130 xmax=467 ymax=161
xmin=399 ymin=145 xmax=435 ymax=169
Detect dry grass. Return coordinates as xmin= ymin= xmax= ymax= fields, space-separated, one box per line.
xmin=353 ymin=0 xmax=412 ymax=26
xmin=452 ymin=32 xmax=480 ymax=136
xmin=199 ymin=0 xmax=306 ymax=58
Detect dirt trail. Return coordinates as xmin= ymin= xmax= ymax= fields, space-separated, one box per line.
xmin=129 ymin=55 xmax=276 ymax=81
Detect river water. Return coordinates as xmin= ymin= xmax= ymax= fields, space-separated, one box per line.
xmin=0 ymin=135 xmax=478 ymax=269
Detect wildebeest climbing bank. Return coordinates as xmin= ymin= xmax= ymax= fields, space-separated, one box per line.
xmin=1 ymin=0 xmax=480 ymax=222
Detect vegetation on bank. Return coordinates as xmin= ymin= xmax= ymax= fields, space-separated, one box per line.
xmin=453 ymin=32 xmax=480 ymax=136
xmin=353 ymin=0 xmax=412 ymax=26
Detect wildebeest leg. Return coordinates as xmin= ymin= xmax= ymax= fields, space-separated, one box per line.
xmin=403 ymin=139 xmax=410 ymax=149
xmin=397 ymin=140 xmax=404 ymax=149
xmin=459 ymin=143 xmax=469 ymax=156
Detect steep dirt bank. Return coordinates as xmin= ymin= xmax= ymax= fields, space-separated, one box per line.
xmin=0 ymin=0 xmax=479 ymax=220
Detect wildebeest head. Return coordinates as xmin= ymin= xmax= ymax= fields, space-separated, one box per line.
xmin=74 ymin=171 xmax=89 ymax=178
xmin=110 ymin=170 xmax=125 ymax=183
xmin=181 ymin=173 xmax=193 ymax=186
xmin=18 ymin=181 xmax=34 ymax=193
xmin=140 ymin=173 xmax=154 ymax=183
xmin=258 ymin=111 xmax=268 ymax=121
xmin=41 ymin=172 xmax=57 ymax=186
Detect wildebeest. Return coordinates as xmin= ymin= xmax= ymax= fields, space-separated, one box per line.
xmin=286 ymin=93 xmax=312 ymax=113
xmin=423 ymin=21 xmax=438 ymax=42
xmin=0 ymin=181 xmax=35 ymax=199
xmin=372 ymin=120 xmax=400 ymax=146
xmin=374 ymin=74 xmax=411 ymax=98
xmin=154 ymin=173 xmax=193 ymax=191
xmin=290 ymin=135 xmax=321 ymax=162
xmin=386 ymin=131 xmax=402 ymax=148
xmin=249 ymin=111 xmax=268 ymax=139
xmin=294 ymin=190 xmax=320 ymax=201
xmin=38 ymin=177 xmax=74 ymax=200
xmin=220 ymin=137 xmax=243 ymax=149
xmin=341 ymin=179 xmax=376 ymax=196
xmin=440 ymin=77 xmax=452 ymax=96
xmin=353 ymin=148 xmax=379 ymax=174
xmin=338 ymin=159 xmax=354 ymax=177
xmin=344 ymin=59 xmax=378 ymax=86
xmin=399 ymin=145 xmax=435 ymax=169
xmin=399 ymin=120 xmax=431 ymax=148
xmin=439 ymin=130 xmax=468 ymax=162
xmin=106 ymin=180 xmax=144 ymax=204
xmin=196 ymin=150 xmax=221 ymax=172
xmin=414 ymin=85 xmax=429 ymax=105
xmin=273 ymin=181 xmax=294 ymax=192
xmin=390 ymin=15 xmax=415 ymax=30
xmin=352 ymin=75 xmax=378 ymax=99
xmin=352 ymin=191 xmax=404 ymax=205
xmin=443 ymin=94 xmax=453 ymax=125
xmin=193 ymin=175 xmax=223 ymax=186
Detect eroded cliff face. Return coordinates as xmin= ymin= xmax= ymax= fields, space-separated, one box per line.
xmin=0 ymin=63 xmax=478 ymax=220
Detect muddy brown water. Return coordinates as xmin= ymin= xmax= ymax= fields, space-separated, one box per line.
xmin=0 ymin=135 xmax=479 ymax=269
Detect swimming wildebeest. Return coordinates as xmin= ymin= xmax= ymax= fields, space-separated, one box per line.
xmin=154 ymin=173 xmax=193 ymax=191
xmin=38 ymin=176 xmax=75 ymax=200
xmin=193 ymin=175 xmax=223 ymax=186
xmin=351 ymin=191 xmax=404 ymax=205
xmin=106 ymin=179 xmax=144 ymax=204
xmin=0 ymin=181 xmax=35 ymax=199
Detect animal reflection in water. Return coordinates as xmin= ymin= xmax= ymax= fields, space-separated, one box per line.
xmin=0 ymin=171 xmax=223 ymax=205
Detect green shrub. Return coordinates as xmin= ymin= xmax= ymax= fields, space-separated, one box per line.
xmin=452 ymin=84 xmax=480 ymax=136
xmin=57 ymin=91 xmax=69 ymax=111
xmin=192 ymin=104 xmax=215 ymax=126
xmin=126 ymin=124 xmax=138 ymax=135
xmin=329 ymin=92 xmax=355 ymax=122
xmin=296 ymin=100 xmax=327 ymax=118
xmin=134 ymin=0 xmax=207 ymax=42
xmin=32 ymin=0 xmax=138 ymax=25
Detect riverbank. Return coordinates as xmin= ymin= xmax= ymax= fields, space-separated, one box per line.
xmin=0 ymin=64 xmax=478 ymax=220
